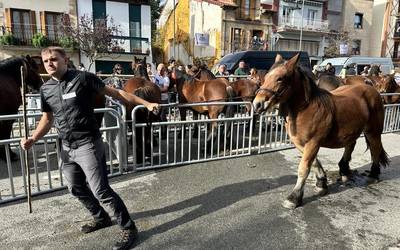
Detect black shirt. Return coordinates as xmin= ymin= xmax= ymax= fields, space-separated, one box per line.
xmin=40 ymin=69 xmax=105 ymax=144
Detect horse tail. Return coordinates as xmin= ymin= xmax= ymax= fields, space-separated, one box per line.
xmin=225 ymin=85 xmax=235 ymax=118
xmin=364 ymin=136 xmax=390 ymax=168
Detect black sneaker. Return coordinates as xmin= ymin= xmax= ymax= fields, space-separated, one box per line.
xmin=80 ymin=217 xmax=112 ymax=234
xmin=112 ymin=226 xmax=138 ymax=250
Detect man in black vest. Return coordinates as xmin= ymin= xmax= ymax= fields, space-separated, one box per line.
xmin=21 ymin=46 xmax=159 ymax=250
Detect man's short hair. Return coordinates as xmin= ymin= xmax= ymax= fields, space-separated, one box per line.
xmin=41 ymin=46 xmax=67 ymax=57
xmin=168 ymin=58 xmax=176 ymax=64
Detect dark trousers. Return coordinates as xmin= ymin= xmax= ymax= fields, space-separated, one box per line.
xmin=61 ymin=138 xmax=134 ymax=230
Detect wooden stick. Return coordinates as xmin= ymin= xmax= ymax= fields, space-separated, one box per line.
xmin=21 ymin=66 xmax=32 ymax=213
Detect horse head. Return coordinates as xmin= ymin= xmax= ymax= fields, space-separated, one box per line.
xmin=253 ymin=53 xmax=318 ymax=114
xmin=376 ymin=74 xmax=396 ymax=93
xmin=190 ymin=64 xmax=215 ymax=80
xmin=132 ymin=56 xmax=150 ymax=81
xmin=23 ymin=55 xmax=43 ymax=91
xmin=253 ymin=54 xmax=299 ymax=113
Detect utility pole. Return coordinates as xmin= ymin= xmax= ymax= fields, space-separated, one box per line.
xmin=299 ymin=0 xmax=305 ymax=51
xmin=173 ymin=0 xmax=176 ymax=59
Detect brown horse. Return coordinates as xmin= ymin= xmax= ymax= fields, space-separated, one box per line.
xmin=253 ymin=54 xmax=389 ymax=209
xmin=229 ymin=79 xmax=259 ymax=112
xmin=316 ymin=74 xmax=344 ymax=91
xmin=0 ymin=56 xmax=43 ymax=161
xmin=123 ymin=58 xmax=161 ymax=159
xmin=374 ymin=74 xmax=400 ymax=104
xmin=171 ymin=67 xmax=235 ymax=141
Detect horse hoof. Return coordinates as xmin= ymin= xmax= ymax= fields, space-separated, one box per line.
xmin=314 ymin=187 xmax=328 ymax=196
xmin=282 ymin=199 xmax=298 ymax=209
xmin=341 ymin=175 xmax=352 ymax=183
xmin=366 ymin=176 xmax=379 ymax=184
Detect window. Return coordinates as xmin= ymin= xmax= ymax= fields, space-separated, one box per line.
xmin=354 ymin=13 xmax=363 ymax=29
xmin=45 ymin=12 xmax=63 ymax=41
xmin=282 ymin=6 xmax=293 ymax=24
xmin=244 ymin=0 xmax=250 ymax=16
xmin=232 ymin=28 xmax=242 ymax=52
xmin=11 ymin=9 xmax=34 ymax=44
xmin=352 ymin=40 xmax=361 ymax=55
xmin=307 ymin=10 xmax=317 ymax=26
xmin=129 ymin=4 xmax=141 ymax=52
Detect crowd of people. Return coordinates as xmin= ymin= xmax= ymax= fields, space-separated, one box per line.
xmin=312 ymin=62 xmax=382 ymax=78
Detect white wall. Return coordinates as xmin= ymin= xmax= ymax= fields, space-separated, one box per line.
xmin=190 ymin=1 xmax=222 ymax=58
xmin=77 ymin=0 xmax=92 ymax=18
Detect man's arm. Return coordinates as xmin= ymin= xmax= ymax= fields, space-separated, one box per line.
xmin=21 ymin=112 xmax=54 ymax=150
xmin=101 ymin=86 xmax=159 ymax=112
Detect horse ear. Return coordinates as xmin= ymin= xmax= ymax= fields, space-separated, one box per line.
xmin=286 ymin=53 xmax=300 ymax=72
xmin=275 ymin=54 xmax=283 ymax=63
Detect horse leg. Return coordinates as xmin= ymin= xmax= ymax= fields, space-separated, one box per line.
xmin=364 ymin=133 xmax=389 ymax=183
xmin=283 ymin=141 xmax=319 ymax=209
xmin=0 ymin=120 xmax=18 ymax=161
xmin=295 ymin=145 xmax=327 ymax=196
xmin=312 ymin=158 xmax=328 ymax=196
xmin=338 ymin=142 xmax=356 ymax=183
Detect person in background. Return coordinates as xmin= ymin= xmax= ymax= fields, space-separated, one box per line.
xmin=234 ymin=61 xmax=249 ymax=75
xmin=215 ymin=64 xmax=229 ymax=76
xmin=248 ymin=68 xmax=261 ymax=85
xmin=324 ymin=62 xmax=336 ymax=75
xmin=167 ymin=58 xmax=176 ymax=73
xmin=339 ymin=63 xmax=356 ymax=79
xmin=104 ymin=63 xmax=124 ymax=90
xmin=153 ymin=63 xmax=169 ymax=105
xmin=361 ymin=65 xmax=370 ymax=76
xmin=146 ymin=63 xmax=154 ymax=82
xmin=185 ymin=64 xmax=193 ymax=74
xmin=21 ymin=46 xmax=159 ymax=250
xmin=78 ymin=63 xmax=86 ymax=71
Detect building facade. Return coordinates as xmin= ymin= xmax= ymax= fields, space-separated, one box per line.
xmin=0 ymin=0 xmax=152 ymax=73
xmin=0 ymin=0 xmax=79 ymax=71
xmin=77 ymin=0 xmax=152 ymax=73
xmin=159 ymin=0 xmax=274 ymax=65
xmin=269 ymin=0 xmax=329 ymax=65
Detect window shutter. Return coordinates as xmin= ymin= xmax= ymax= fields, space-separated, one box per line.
xmin=4 ymin=8 xmax=11 ymax=32
xmin=30 ymin=10 xmax=37 ymax=34
xmin=40 ymin=11 xmax=46 ymax=34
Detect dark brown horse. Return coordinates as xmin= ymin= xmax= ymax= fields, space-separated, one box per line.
xmin=374 ymin=74 xmax=400 ymax=104
xmin=229 ymin=79 xmax=259 ymax=112
xmin=123 ymin=57 xmax=161 ymax=159
xmin=0 ymin=56 xmax=43 ymax=161
xmin=253 ymin=53 xmax=389 ymax=209
xmin=316 ymin=74 xmax=344 ymax=91
xmin=171 ymin=67 xmax=235 ymax=141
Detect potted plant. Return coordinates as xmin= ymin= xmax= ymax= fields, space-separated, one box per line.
xmin=0 ymin=32 xmax=16 ymax=45
xmin=58 ymin=36 xmax=77 ymax=49
xmin=32 ymin=33 xmax=49 ymax=47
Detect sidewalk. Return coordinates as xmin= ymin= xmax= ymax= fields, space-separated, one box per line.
xmin=1 ymin=133 xmax=400 ymax=250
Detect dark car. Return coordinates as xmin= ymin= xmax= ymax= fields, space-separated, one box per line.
xmin=214 ymin=51 xmax=311 ymax=75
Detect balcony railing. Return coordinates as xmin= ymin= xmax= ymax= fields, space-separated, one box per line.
xmin=110 ymin=36 xmax=150 ymax=55
xmin=0 ymin=24 xmax=63 ymax=46
xmin=277 ymin=16 xmax=329 ymax=32
xmin=0 ymin=24 xmax=150 ymax=55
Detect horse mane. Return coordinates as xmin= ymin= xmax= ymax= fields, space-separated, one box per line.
xmin=0 ymin=57 xmax=25 ymax=82
xmin=277 ymin=62 xmax=335 ymax=117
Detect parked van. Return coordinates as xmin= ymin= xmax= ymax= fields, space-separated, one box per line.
xmin=214 ymin=51 xmax=311 ymax=75
xmin=319 ymin=56 xmax=394 ymax=75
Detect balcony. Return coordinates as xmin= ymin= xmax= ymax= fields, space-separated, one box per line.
xmin=0 ymin=24 xmax=150 ymax=55
xmin=277 ymin=16 xmax=329 ymax=33
xmin=110 ymin=36 xmax=150 ymax=55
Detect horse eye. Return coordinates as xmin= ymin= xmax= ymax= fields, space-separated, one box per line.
xmin=277 ymin=77 xmax=283 ymax=82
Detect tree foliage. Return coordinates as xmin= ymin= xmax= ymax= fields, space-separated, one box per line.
xmin=324 ymin=28 xmax=354 ymax=58
xmin=150 ymin=0 xmax=162 ymax=44
xmin=61 ymin=14 xmax=122 ymax=70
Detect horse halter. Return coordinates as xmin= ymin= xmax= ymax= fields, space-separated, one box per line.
xmin=255 ymin=85 xmax=287 ymax=100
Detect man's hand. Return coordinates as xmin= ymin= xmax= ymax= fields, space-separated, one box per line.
xmin=145 ymin=102 xmax=160 ymax=115
xmin=21 ymin=137 xmax=36 ymax=150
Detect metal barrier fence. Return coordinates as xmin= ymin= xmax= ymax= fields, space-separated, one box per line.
xmin=1 ymin=92 xmax=400 ymax=204
xmin=0 ymin=108 xmax=123 ymax=204
xmin=130 ymin=102 xmax=254 ymax=171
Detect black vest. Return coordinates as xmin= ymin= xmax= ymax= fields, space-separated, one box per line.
xmin=40 ymin=69 xmax=105 ymax=145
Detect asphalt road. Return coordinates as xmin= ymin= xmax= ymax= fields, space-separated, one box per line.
xmin=1 ymin=133 xmax=400 ymax=250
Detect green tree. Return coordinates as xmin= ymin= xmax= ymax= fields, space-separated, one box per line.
xmin=150 ymin=0 xmax=162 ymax=44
